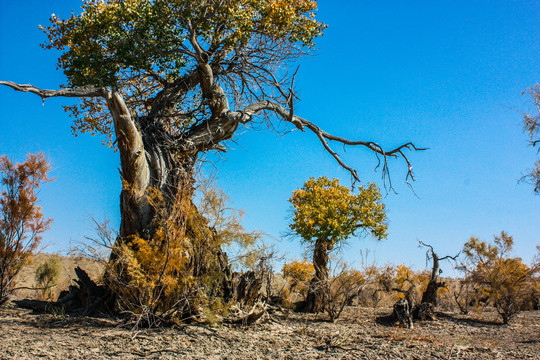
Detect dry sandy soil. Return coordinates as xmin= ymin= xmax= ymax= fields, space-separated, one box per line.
xmin=0 ymin=303 xmax=538 ymax=360
xmin=3 ymin=254 xmax=538 ymax=359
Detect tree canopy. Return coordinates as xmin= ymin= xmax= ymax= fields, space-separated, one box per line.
xmin=2 ymin=0 xmax=421 ymax=190
xmin=289 ymin=176 xmax=387 ymax=247
xmin=42 ymin=0 xmax=325 ymax=145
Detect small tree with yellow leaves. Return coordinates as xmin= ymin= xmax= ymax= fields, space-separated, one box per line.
xmin=463 ymin=231 xmax=540 ymax=324
xmin=289 ymin=176 xmax=387 ymax=313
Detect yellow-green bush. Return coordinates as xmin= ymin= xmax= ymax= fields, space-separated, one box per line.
xmin=34 ymin=255 xmax=61 ymax=300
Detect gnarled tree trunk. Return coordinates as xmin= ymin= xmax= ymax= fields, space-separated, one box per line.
xmin=305 ymin=239 xmax=331 ymax=313
xmin=413 ymin=242 xmax=458 ymax=321
xmin=420 ymin=251 xmax=444 ymax=307
xmin=103 ymin=91 xmax=234 ymax=312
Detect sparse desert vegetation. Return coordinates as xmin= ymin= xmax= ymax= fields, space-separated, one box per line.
xmin=1 ymin=253 xmax=539 ymax=359
xmin=0 ymin=1 xmax=539 ymax=359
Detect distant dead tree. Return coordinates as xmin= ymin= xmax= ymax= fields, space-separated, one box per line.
xmin=520 ymin=84 xmax=540 ymax=194
xmin=412 ymin=241 xmax=459 ymax=320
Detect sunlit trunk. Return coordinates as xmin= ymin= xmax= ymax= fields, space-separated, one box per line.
xmin=305 ymin=238 xmax=331 ymax=313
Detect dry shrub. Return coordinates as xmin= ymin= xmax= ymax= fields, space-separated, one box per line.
xmin=34 ymin=255 xmax=61 ymax=300
xmin=462 ymin=232 xmax=540 ymax=323
xmin=0 ymin=153 xmax=52 ymax=305
xmin=323 ymin=266 xmax=365 ymax=321
xmin=353 ymin=264 xmax=449 ymax=311
xmin=522 ymin=272 xmax=540 ymax=310
xmin=450 ymin=271 xmax=482 ymax=315
xmin=355 ymin=265 xmax=393 ymax=307
xmin=435 ymin=279 xmax=457 ymax=312
xmin=282 ymin=259 xmax=314 ymax=304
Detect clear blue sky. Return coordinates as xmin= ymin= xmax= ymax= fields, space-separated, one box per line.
xmin=0 ymin=1 xmax=538 ymax=275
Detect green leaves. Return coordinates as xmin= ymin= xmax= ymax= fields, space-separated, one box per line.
xmin=44 ymin=0 xmax=187 ymax=88
xmin=288 ymin=177 xmax=387 ymax=247
xmin=40 ymin=0 xmax=325 ymax=143
xmin=43 ymin=0 xmax=325 ymax=89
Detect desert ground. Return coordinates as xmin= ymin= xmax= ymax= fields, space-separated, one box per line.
xmin=0 ymin=303 xmax=539 ymax=359
xmin=1 ymin=255 xmax=538 ymax=360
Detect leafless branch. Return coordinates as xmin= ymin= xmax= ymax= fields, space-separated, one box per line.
xmin=0 ymin=81 xmax=108 ymax=100
xmin=239 ymin=100 xmax=426 ymax=188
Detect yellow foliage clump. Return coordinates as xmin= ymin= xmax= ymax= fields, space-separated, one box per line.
xmin=289 ymin=177 xmax=387 ymax=247
xmin=463 ymin=232 xmax=540 ymax=323
xmin=283 ymin=259 xmax=315 ymax=284
xmin=106 ymin=184 xmax=232 ymax=325
xmin=282 ymin=259 xmax=315 ymax=304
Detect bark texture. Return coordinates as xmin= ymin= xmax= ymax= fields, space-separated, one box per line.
xmin=305 ymin=239 xmax=331 ymax=313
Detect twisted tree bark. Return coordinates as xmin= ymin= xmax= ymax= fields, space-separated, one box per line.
xmin=305 ymin=239 xmax=331 ymax=313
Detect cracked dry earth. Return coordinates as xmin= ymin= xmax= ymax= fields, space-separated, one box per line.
xmin=0 ymin=305 xmax=538 ymax=359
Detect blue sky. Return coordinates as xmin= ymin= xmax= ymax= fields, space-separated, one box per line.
xmin=0 ymin=1 xmax=539 ymax=274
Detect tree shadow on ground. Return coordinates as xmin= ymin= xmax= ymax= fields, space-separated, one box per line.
xmin=436 ymin=312 xmax=503 ymax=327
xmin=374 ymin=310 xmax=504 ymax=328
xmin=374 ymin=313 xmax=395 ymax=327
xmin=9 ymin=300 xmax=118 ymax=329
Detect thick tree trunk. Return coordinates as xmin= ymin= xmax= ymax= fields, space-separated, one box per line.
xmin=106 ymin=91 xmax=200 ymax=244
xmin=102 ymin=91 xmax=233 ymax=308
xmin=305 ymin=239 xmax=331 ymax=313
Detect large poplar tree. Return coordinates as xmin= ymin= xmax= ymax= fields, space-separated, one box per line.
xmin=1 ymin=1 xmax=421 ymax=278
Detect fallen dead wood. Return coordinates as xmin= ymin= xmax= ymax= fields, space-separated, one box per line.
xmin=226 ymin=302 xmax=267 ymax=325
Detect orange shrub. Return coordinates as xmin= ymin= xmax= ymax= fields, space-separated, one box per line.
xmin=463 ymin=232 xmax=540 ymax=323
xmin=0 ymin=153 xmax=52 ymax=305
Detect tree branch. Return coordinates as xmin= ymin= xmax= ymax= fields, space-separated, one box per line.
xmin=235 ymin=100 xmax=426 ymax=188
xmin=0 ymin=81 xmax=108 ymax=100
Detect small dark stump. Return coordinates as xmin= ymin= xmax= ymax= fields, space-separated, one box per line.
xmin=393 ymin=298 xmax=413 ymax=328
xmin=412 ymin=302 xmax=435 ymax=321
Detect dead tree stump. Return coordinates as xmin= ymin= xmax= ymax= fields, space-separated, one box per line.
xmin=393 ymin=298 xmax=413 ymax=328
xmin=235 ymin=271 xmax=262 ymax=306
xmin=56 ymin=267 xmax=113 ymax=316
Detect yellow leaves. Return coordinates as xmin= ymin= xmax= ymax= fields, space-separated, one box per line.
xmin=394 ymin=264 xmax=412 ymax=286
xmin=283 ymin=259 xmax=315 ymax=283
xmin=463 ymin=232 xmax=540 ymax=322
xmin=289 ymin=176 xmax=387 ymax=246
